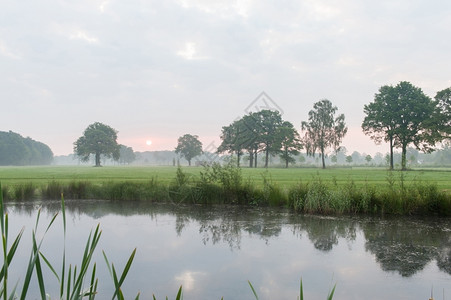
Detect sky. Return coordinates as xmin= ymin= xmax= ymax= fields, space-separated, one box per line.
xmin=1 ymin=0 xmax=450 ymax=156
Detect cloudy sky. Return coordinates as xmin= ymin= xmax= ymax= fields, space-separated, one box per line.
xmin=1 ymin=0 xmax=450 ymax=156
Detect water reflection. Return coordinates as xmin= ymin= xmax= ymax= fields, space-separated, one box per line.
xmin=5 ymin=200 xmax=451 ymax=278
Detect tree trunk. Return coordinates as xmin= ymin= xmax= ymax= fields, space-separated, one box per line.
xmin=249 ymin=151 xmax=254 ymax=168
xmin=389 ymin=138 xmax=394 ymax=170
xmin=254 ymin=149 xmax=258 ymax=168
xmin=321 ymin=147 xmax=326 ymax=169
xmin=285 ymin=148 xmax=289 ymax=168
xmin=95 ymin=152 xmax=101 ymax=167
xmin=188 ymin=158 xmax=191 ymax=166
xmin=401 ymin=144 xmax=407 ymax=171
xmin=236 ymin=152 xmax=241 ymax=167
xmin=265 ymin=148 xmax=269 ymax=168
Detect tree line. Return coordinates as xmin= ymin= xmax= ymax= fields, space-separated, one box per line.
xmin=175 ymin=81 xmax=449 ymax=170
xmin=2 ymin=82 xmax=447 ymax=167
xmin=0 ymin=131 xmax=53 ymax=165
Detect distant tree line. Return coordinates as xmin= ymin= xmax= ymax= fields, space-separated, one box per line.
xmin=0 ymin=131 xmax=53 ymax=165
xmin=215 ymin=99 xmax=346 ymax=169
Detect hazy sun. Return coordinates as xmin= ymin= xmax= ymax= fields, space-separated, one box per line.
xmin=146 ymin=140 xmax=152 ymax=146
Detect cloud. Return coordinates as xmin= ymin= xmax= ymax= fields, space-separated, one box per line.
xmin=69 ymin=30 xmax=99 ymax=44
xmin=0 ymin=41 xmax=21 ymax=59
xmin=1 ymin=0 xmax=450 ymax=155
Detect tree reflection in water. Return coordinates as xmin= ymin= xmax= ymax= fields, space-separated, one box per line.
xmin=6 ymin=200 xmax=450 ymax=277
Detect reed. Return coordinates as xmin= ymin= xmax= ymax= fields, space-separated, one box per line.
xmin=248 ymin=278 xmax=336 ymax=300
xmin=0 ymin=183 xmax=139 ymax=299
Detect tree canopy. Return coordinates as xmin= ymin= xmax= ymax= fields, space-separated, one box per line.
xmin=175 ymin=134 xmax=203 ymax=166
xmin=73 ymin=122 xmax=120 ymax=167
xmin=363 ymin=81 xmax=439 ymax=170
xmin=433 ymin=87 xmax=451 ymax=140
xmin=0 ymin=131 xmax=53 ymax=165
xmin=218 ymin=110 xmax=299 ymax=168
xmin=301 ymin=99 xmax=347 ymax=169
xmin=277 ymin=121 xmax=302 ymax=168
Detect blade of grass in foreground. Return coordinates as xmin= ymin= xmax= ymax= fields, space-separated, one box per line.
xmin=299 ymin=278 xmax=303 ymax=300
xmin=248 ymin=281 xmax=259 ymax=300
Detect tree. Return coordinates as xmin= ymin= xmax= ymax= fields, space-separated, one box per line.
xmin=252 ymin=110 xmax=285 ymax=168
xmin=330 ymin=155 xmax=337 ymax=164
xmin=362 ymin=85 xmax=399 ymax=170
xmin=73 ymin=122 xmax=120 ymax=167
xmin=346 ymin=155 xmax=353 ymax=164
xmin=277 ymin=121 xmax=302 ymax=168
xmin=365 ymin=154 xmax=372 ymax=164
xmin=391 ymin=82 xmax=437 ymax=170
xmin=363 ymin=82 xmax=439 ymax=170
xmin=433 ymin=87 xmax=451 ymax=140
xmin=218 ymin=110 xmax=286 ymax=168
xmin=301 ymin=99 xmax=347 ymax=169
xmin=175 ymin=134 xmax=202 ymax=166
xmin=119 ymin=145 xmax=136 ymax=165
xmin=0 ymin=131 xmax=53 ymax=165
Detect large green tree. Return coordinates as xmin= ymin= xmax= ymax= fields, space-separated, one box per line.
xmin=73 ymin=122 xmax=120 ymax=167
xmin=433 ymin=87 xmax=451 ymax=140
xmin=301 ymin=99 xmax=347 ymax=169
xmin=277 ymin=121 xmax=302 ymax=168
xmin=391 ymin=82 xmax=437 ymax=170
xmin=217 ymin=120 xmax=246 ymax=167
xmin=253 ymin=110 xmax=285 ymax=168
xmin=362 ymin=85 xmax=399 ymax=170
xmin=175 ymin=134 xmax=203 ymax=166
xmin=363 ymin=82 xmax=440 ymax=170
xmin=218 ymin=110 xmax=286 ymax=168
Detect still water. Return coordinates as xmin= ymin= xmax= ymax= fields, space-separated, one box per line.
xmin=4 ymin=200 xmax=451 ymax=299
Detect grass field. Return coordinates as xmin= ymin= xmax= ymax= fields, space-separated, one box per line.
xmin=0 ymin=165 xmax=450 ymax=192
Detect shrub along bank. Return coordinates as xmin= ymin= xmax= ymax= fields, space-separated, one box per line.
xmin=1 ymin=163 xmax=450 ymax=216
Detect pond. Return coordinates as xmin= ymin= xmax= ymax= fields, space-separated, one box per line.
xmin=4 ymin=200 xmax=451 ymax=299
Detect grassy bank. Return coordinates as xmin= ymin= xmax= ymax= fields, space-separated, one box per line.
xmin=1 ymin=165 xmax=451 ymax=190
xmin=0 ymin=164 xmax=450 ymax=216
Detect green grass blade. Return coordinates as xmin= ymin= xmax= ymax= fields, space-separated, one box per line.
xmin=0 ymin=182 xmax=4 ymax=234
xmin=175 ymin=286 xmax=183 ymax=300
xmin=66 ymin=265 xmax=72 ymax=300
xmin=88 ymin=263 xmax=97 ymax=300
xmin=32 ymin=233 xmax=47 ymax=300
xmin=116 ymin=248 xmax=137 ymax=290
xmin=60 ymin=250 xmax=66 ymax=298
xmin=0 ymin=227 xmax=24 ymax=281
xmin=300 ymin=278 xmax=303 ymax=300
xmin=327 ymin=284 xmax=336 ymax=300
xmin=102 ymin=251 xmax=113 ymax=277
xmin=248 ymin=281 xmax=259 ymax=300
xmin=7 ymin=280 xmax=19 ymax=300
xmin=34 ymin=208 xmax=41 ymax=232
xmin=39 ymin=251 xmax=60 ymax=281
xmin=111 ymin=263 xmax=120 ymax=298
xmin=61 ymin=193 xmax=66 ymax=235
xmin=19 ymin=236 xmax=40 ymax=300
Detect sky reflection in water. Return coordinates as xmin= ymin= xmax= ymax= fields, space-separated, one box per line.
xmin=5 ymin=201 xmax=451 ymax=300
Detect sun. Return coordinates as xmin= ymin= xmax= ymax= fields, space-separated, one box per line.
xmin=146 ymin=140 xmax=152 ymax=146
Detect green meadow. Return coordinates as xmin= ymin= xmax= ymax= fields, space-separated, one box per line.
xmin=1 ymin=165 xmax=450 ymax=216
xmin=0 ymin=165 xmax=450 ymax=192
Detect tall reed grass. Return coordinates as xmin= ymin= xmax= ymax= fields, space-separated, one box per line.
xmin=0 ymin=183 xmax=139 ymax=299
